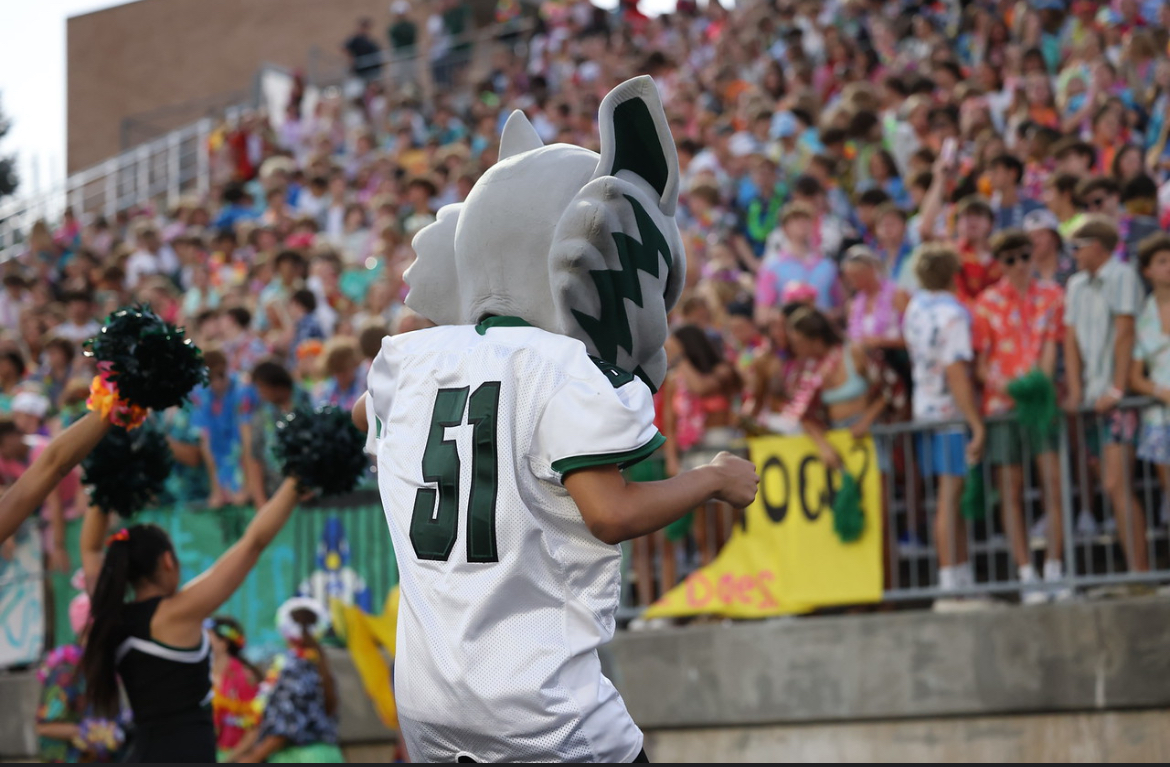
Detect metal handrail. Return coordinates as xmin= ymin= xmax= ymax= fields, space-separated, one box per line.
xmin=870 ymin=396 xmax=1158 ymax=436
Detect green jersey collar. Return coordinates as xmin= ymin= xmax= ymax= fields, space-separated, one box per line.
xmin=475 ymin=315 xmax=533 ymax=335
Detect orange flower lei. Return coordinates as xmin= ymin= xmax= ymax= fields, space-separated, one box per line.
xmin=86 ymin=365 xmax=149 ymax=430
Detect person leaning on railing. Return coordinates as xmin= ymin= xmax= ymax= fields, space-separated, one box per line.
xmin=972 ymin=229 xmax=1068 ymax=603
xmin=902 ymin=244 xmax=985 ymax=604
xmin=1064 ymin=216 xmax=1149 ymax=573
xmin=1128 ymin=232 xmax=1170 ymax=533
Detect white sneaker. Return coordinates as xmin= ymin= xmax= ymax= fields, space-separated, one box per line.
xmin=1019 ymin=564 xmax=1047 ymax=604
xmin=1042 ymin=560 xmax=1073 ymax=602
xmin=1076 ymin=509 xmax=1100 ymax=537
xmin=1102 ymin=515 xmax=1117 ymax=536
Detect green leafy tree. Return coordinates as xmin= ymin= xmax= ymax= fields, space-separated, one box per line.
xmin=0 ymin=95 xmax=18 ymax=200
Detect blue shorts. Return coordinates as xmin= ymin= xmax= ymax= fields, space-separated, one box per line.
xmin=915 ymin=429 xmax=968 ymax=477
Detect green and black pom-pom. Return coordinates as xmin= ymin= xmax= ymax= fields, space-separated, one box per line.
xmin=82 ymin=422 xmax=173 ymax=516
xmin=832 ymin=471 xmax=865 ymax=543
xmin=1007 ymin=368 xmax=1059 ymax=445
xmin=85 ymin=305 xmax=207 ymax=411
xmin=275 ymin=406 xmax=369 ymax=496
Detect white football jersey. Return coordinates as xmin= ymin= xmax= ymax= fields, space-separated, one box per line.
xmin=365 ymin=317 xmax=662 ymax=763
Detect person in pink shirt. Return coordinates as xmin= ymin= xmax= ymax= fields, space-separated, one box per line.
xmin=0 ymin=416 xmax=81 ymax=573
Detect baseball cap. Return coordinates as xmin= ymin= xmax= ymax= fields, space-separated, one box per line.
xmin=1023 ymin=208 xmax=1060 ymax=234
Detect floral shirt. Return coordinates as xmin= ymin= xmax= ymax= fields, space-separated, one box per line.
xmin=972 ymin=278 xmax=1065 ymax=415
xmin=311 ymin=367 xmax=368 ymax=413
xmin=904 ymin=290 xmax=974 ymax=422
xmin=955 ymin=241 xmax=1001 ymax=304
xmin=847 ymin=280 xmax=902 ymax=345
xmin=37 ymin=645 xmax=124 ymax=763
xmin=257 ymin=651 xmax=338 ymax=747
xmin=154 ymin=403 xmax=210 ymax=504
xmin=213 ymin=657 xmax=260 ymax=751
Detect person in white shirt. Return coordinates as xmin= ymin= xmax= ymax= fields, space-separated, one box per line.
xmin=0 ymin=274 xmax=31 ymax=331
xmin=53 ymin=292 xmax=101 ymax=345
xmin=125 ymin=226 xmax=178 ymax=289
xmin=903 ymin=244 xmax=986 ymax=604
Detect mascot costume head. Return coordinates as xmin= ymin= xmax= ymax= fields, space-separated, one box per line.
xmin=403 ymin=75 xmax=685 ymax=391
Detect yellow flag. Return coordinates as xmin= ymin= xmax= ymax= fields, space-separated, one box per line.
xmin=333 ymin=587 xmax=400 ymax=729
xmin=644 ymin=433 xmax=882 ymax=619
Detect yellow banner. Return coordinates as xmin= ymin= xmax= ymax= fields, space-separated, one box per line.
xmin=643 ymin=432 xmax=883 ymax=619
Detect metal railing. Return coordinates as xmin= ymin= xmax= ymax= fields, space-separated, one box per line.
xmin=0 ymin=118 xmax=214 ymax=263
xmin=620 ymin=398 xmax=1170 ymax=618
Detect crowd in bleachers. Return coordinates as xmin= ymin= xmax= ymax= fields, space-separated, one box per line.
xmin=4 ymin=0 xmax=1170 ymax=607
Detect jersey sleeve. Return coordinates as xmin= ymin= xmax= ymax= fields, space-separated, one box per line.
xmin=529 ymin=358 xmax=664 ymax=483
xmin=363 ymin=340 xmax=397 ymax=455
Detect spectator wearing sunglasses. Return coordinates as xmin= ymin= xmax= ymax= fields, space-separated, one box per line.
xmin=973 ymin=230 xmax=1068 ymax=603
xmin=1064 ymin=217 xmax=1150 ymax=573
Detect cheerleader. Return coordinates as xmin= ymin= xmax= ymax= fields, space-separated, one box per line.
xmin=79 ymin=404 xmax=367 ymax=763
xmin=79 ymin=478 xmax=302 ymax=762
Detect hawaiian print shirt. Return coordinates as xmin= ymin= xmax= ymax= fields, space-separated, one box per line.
xmin=972 ymin=278 xmax=1065 ymax=415
xmin=903 ymin=290 xmax=974 ymax=422
xmin=257 ymin=650 xmax=338 ymax=747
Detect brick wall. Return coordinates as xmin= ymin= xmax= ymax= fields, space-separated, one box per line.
xmin=67 ymin=0 xmax=408 ymax=173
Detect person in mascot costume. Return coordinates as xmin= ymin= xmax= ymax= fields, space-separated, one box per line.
xmin=356 ymin=75 xmax=759 ymax=764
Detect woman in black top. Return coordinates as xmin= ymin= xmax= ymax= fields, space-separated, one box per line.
xmin=80 ymin=478 xmax=301 ymax=763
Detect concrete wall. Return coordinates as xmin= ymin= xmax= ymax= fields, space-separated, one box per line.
xmin=643 ymin=709 xmax=1170 ymax=762
xmin=67 ymin=0 xmax=393 ymax=172
xmin=606 ymin=596 xmax=1170 ymax=729
xmin=5 ymin=597 xmax=1170 ymax=759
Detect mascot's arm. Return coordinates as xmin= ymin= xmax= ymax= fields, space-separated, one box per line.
xmin=564 ymin=452 xmax=759 ymax=544
xmin=0 ymin=413 xmax=110 ymax=545
xmin=352 ymin=392 xmax=369 ymax=433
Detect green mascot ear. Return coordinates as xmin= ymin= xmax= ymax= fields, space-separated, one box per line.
xmin=594 ymin=75 xmax=679 ymax=217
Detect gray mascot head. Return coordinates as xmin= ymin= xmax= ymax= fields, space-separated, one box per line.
xmin=403 ymin=75 xmax=686 ymax=390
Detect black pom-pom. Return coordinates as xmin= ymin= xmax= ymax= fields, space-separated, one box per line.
xmin=82 ymin=422 xmax=173 ymax=516
xmin=85 ymin=305 xmax=207 ymax=410
xmin=275 ymin=406 xmax=368 ymax=496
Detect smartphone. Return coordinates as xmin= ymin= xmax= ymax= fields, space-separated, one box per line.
xmin=940 ymin=137 xmax=958 ymax=165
